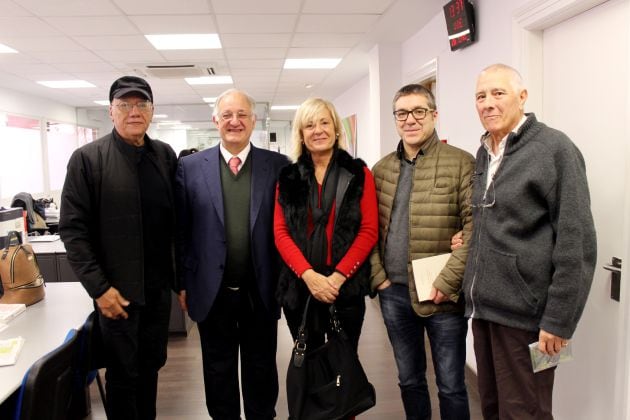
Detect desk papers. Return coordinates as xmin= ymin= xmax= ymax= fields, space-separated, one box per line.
xmin=0 ymin=303 xmax=26 ymax=325
xmin=411 ymin=253 xmax=451 ymax=302
xmin=0 ymin=337 xmax=25 ymax=366
xmin=27 ymin=234 xmax=60 ymax=242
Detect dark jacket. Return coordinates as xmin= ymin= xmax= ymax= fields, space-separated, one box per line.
xmin=276 ymin=149 xmax=370 ymax=311
xmin=463 ymin=113 xmax=597 ymax=338
xmin=59 ymin=130 xmax=177 ymax=303
xmin=175 ymin=145 xmax=290 ymax=322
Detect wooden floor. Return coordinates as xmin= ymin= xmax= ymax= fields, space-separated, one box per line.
xmin=88 ymin=299 xmax=482 ymax=419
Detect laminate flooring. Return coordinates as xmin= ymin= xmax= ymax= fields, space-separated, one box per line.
xmin=87 ymin=299 xmax=482 ymax=419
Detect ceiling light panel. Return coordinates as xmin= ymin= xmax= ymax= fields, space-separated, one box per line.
xmin=38 ymin=80 xmax=96 ymax=88
xmin=0 ymin=44 xmax=18 ymax=53
xmin=145 ymin=34 xmax=221 ymax=50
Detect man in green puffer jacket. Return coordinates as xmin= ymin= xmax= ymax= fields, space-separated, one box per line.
xmin=370 ymin=83 xmax=475 ymax=420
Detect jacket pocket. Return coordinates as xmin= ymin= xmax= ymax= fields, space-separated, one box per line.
xmin=476 ymin=248 xmax=540 ymax=317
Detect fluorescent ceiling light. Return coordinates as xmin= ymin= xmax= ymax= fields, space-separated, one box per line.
xmin=94 ymin=100 xmax=109 ymax=106
xmin=284 ymin=58 xmax=341 ymax=69
xmin=145 ymin=34 xmax=221 ymax=50
xmin=153 ymin=114 xmax=168 ymax=119
xmin=203 ymin=97 xmax=216 ymax=103
xmin=158 ymin=120 xmax=182 ymax=125
xmin=185 ymin=76 xmax=233 ymax=85
xmin=37 ymin=80 xmax=96 ymax=88
xmin=271 ymin=105 xmax=299 ymax=110
xmin=0 ymin=43 xmax=18 ymax=53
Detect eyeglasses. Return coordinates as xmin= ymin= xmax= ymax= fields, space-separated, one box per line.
xmin=470 ymin=179 xmax=496 ymax=208
xmin=220 ymin=112 xmax=251 ymax=121
xmin=393 ymin=107 xmax=434 ymax=121
xmin=114 ymin=101 xmax=153 ymax=113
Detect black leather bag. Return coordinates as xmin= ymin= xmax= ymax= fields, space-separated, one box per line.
xmin=286 ymin=297 xmax=376 ymax=420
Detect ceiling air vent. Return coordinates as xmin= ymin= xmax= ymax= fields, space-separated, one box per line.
xmin=143 ymin=65 xmax=215 ymax=79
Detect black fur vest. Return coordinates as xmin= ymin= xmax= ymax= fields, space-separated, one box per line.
xmin=276 ymin=149 xmax=371 ymax=310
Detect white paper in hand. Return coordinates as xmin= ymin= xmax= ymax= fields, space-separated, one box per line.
xmin=411 ymin=253 xmax=451 ymax=302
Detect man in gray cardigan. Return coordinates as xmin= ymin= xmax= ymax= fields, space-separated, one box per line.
xmin=463 ymin=63 xmax=597 ymax=419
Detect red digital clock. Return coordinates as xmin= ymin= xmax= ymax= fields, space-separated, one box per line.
xmin=443 ymin=0 xmax=476 ymax=51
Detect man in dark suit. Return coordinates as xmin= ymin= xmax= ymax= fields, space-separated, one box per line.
xmin=175 ymin=88 xmax=289 ymax=420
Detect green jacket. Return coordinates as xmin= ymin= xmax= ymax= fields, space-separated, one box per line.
xmin=370 ymin=132 xmax=474 ymax=316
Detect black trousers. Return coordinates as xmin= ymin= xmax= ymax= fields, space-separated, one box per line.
xmin=283 ymin=296 xmax=366 ymax=353
xmin=197 ymin=287 xmax=279 ymax=420
xmin=98 ymin=287 xmax=171 ymax=420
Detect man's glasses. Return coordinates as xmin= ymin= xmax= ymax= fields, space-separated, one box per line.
xmin=220 ymin=112 xmax=251 ymax=121
xmin=114 ymin=101 xmax=153 ymax=113
xmin=470 ymin=178 xmax=496 ymax=208
xmin=393 ymin=107 xmax=434 ymax=121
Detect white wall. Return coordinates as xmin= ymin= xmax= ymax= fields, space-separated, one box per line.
xmin=0 ymin=86 xmax=76 ymax=124
xmin=332 ymin=76 xmax=376 ymax=166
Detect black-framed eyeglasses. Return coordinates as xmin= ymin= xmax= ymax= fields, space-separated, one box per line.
xmin=114 ymin=101 xmax=153 ymax=113
xmin=393 ymin=107 xmax=434 ymax=121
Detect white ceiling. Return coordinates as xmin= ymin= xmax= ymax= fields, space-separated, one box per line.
xmin=0 ymin=0 xmax=444 ymax=122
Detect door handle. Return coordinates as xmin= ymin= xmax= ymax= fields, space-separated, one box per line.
xmin=603 ymin=257 xmax=622 ymax=302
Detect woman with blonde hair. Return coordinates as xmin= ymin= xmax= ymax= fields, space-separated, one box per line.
xmin=274 ymin=97 xmax=378 ymax=356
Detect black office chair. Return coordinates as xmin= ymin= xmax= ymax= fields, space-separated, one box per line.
xmin=14 ymin=329 xmax=80 ymax=420
xmin=71 ymin=310 xmax=107 ymax=419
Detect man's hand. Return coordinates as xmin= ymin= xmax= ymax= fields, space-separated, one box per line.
xmin=178 ymin=290 xmax=188 ymax=312
xmin=302 ymin=269 xmax=339 ymax=304
xmin=538 ymin=329 xmax=569 ymax=356
xmin=96 ymin=287 xmax=130 ymax=320
xmin=428 ymin=286 xmax=449 ymax=304
xmin=451 ymin=230 xmax=464 ymax=251
xmin=376 ymin=279 xmax=392 ymax=291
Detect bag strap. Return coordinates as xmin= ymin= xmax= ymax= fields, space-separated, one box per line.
xmin=292 ymin=296 xmax=343 ymax=368
xmin=1 ymin=230 xmax=22 ymax=260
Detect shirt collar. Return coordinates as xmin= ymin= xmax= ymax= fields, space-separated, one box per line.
xmin=481 ymin=114 xmax=527 ymax=154
xmin=219 ymin=142 xmax=251 ymax=165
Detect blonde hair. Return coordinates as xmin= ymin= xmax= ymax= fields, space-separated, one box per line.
xmin=289 ymin=97 xmax=347 ymax=162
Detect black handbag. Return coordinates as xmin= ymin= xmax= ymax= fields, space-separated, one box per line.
xmin=286 ymin=296 xmax=376 ymax=420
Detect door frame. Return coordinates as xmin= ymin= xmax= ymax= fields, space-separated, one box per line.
xmin=512 ymin=1 xmax=630 ymax=418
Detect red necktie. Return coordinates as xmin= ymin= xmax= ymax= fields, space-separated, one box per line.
xmin=228 ymin=156 xmax=241 ymax=175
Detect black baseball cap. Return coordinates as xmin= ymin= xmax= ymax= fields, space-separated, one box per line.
xmin=109 ymin=76 xmax=153 ymax=103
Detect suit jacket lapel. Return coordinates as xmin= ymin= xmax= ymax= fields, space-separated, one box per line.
xmin=203 ymin=146 xmax=225 ymax=227
xmin=250 ymin=145 xmax=269 ymax=231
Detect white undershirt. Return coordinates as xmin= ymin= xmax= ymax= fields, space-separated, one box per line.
xmin=481 ymin=115 xmax=527 ymax=191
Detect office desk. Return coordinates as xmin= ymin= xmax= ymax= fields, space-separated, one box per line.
xmin=0 ymin=282 xmax=93 ymax=404
xmin=30 ymin=241 xmax=194 ymax=335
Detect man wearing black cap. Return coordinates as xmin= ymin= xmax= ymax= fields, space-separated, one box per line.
xmin=60 ymin=76 xmax=178 ymax=419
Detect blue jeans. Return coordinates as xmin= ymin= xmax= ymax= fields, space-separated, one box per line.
xmin=379 ymin=283 xmax=470 ymax=420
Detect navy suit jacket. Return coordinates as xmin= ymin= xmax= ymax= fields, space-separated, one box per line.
xmin=175 ymin=144 xmax=289 ymax=322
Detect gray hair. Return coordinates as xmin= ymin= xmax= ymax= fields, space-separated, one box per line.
xmin=212 ymin=88 xmax=257 ymax=119
xmin=479 ymin=63 xmax=525 ymax=92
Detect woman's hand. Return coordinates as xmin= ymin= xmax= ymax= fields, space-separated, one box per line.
xmin=302 ymin=269 xmax=339 ymax=304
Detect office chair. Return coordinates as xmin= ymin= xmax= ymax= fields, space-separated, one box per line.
xmin=14 ymin=329 xmax=80 ymax=420
xmin=71 ymin=310 xmax=107 ymax=419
